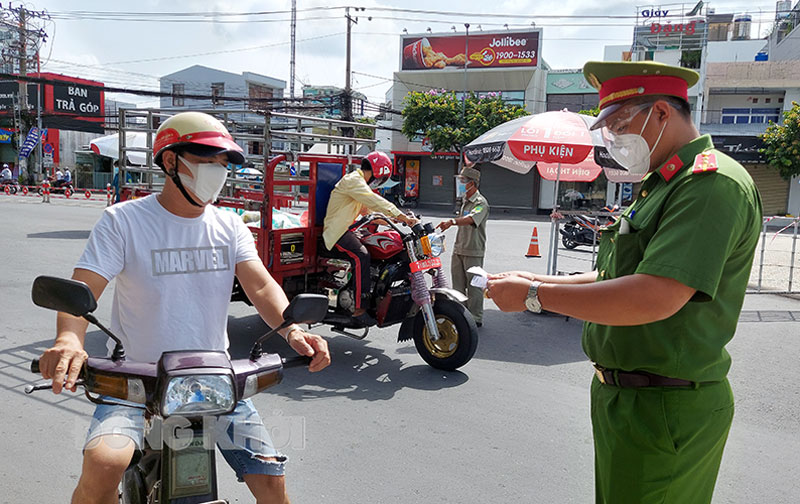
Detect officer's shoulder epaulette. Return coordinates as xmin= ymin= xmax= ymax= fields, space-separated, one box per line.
xmin=692 ymin=151 xmax=718 ymax=174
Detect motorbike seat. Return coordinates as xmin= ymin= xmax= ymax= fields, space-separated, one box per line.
xmin=314 ymin=163 xmax=346 ymax=226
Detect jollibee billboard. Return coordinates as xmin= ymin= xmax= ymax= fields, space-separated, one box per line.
xmin=401 ymin=30 xmax=541 ymax=71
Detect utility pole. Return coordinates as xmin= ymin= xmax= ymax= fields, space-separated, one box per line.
xmin=17 ymin=8 xmax=28 ymax=180
xmin=343 ymin=7 xmax=357 ymax=132
xmin=290 ymin=0 xmax=296 ymax=99
xmin=2 ymin=4 xmax=50 ymax=183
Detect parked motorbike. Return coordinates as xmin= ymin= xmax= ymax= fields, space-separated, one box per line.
xmin=26 ymin=275 xmax=328 ymax=504
xmin=271 ymin=212 xmax=478 ymax=371
xmin=559 ymin=206 xmax=619 ymax=250
xmin=38 ymin=180 xmax=74 ymax=197
xmin=1 ymin=179 xmax=19 ymax=194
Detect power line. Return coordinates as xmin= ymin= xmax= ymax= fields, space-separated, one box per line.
xmin=103 ymin=32 xmax=344 ymax=65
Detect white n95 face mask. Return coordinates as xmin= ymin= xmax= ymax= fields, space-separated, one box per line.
xmin=177 ymin=156 xmax=228 ymax=204
xmin=603 ymin=106 xmax=667 ymax=179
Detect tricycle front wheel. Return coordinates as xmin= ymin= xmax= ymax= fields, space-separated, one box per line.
xmin=412 ymin=299 xmax=478 ymax=371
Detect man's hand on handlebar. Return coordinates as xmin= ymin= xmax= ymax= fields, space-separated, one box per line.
xmin=285 ymin=329 xmax=331 ymax=372
xmin=395 ymin=213 xmax=419 ymax=227
xmin=39 ymin=338 xmax=88 ymax=394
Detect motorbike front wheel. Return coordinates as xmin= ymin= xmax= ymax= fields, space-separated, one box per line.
xmin=412 ymin=299 xmax=478 ymax=371
xmin=119 ymin=465 xmax=147 ymax=504
xmin=561 ymin=227 xmax=579 ymax=249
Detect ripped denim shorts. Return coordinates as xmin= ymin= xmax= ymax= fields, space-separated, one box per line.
xmin=85 ymin=397 xmax=286 ymax=480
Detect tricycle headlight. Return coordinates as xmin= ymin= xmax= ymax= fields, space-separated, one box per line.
xmin=430 ymin=233 xmax=446 ymax=257
xmin=162 ymin=374 xmax=235 ymax=417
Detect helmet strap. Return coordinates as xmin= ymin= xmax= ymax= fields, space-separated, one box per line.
xmin=164 ymin=157 xmax=202 ymax=207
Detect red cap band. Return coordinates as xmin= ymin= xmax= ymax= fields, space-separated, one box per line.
xmin=598 ymin=75 xmax=688 ymax=110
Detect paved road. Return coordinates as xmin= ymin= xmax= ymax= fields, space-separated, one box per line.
xmin=1 ymin=195 xmax=798 ymax=503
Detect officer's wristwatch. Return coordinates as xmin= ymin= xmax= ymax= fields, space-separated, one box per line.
xmin=449 ymin=218 xmax=457 ymax=227
xmin=524 ymin=281 xmax=543 ymax=313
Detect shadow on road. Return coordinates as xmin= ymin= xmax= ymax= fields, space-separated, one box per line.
xmin=227 ymin=313 xmax=469 ymax=402
xmin=397 ymin=309 xmax=588 ymax=367
xmin=27 ymin=230 xmax=91 ymax=240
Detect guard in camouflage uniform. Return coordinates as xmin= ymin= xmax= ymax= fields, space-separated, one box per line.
xmin=486 ymin=61 xmax=763 ymax=503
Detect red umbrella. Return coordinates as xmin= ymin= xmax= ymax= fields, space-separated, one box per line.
xmin=464 ymin=110 xmax=612 ymax=274
xmin=464 ymin=110 xmax=603 ymax=178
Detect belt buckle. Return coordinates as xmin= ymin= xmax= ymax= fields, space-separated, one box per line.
xmin=593 ymin=364 xmax=607 ymax=384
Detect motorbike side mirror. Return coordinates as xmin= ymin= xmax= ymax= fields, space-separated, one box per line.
xmin=282 ymin=294 xmax=328 ymax=325
xmin=249 ymin=294 xmax=328 ymax=361
xmin=31 ymin=276 xmax=97 ymax=317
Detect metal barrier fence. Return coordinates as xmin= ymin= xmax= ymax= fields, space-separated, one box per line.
xmin=547 ymin=209 xmax=621 ymax=275
xmin=549 ymin=212 xmax=799 ymax=295
xmin=750 ymin=217 xmax=800 ymax=295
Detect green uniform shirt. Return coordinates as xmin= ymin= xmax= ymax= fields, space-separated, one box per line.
xmin=453 ymin=190 xmax=489 ymax=257
xmin=582 ymin=135 xmax=762 ymax=383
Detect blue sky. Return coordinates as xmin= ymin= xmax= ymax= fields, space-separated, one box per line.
xmin=30 ymin=0 xmax=785 ymax=107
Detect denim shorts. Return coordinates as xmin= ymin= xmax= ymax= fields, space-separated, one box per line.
xmin=85 ymin=397 xmax=286 ymax=480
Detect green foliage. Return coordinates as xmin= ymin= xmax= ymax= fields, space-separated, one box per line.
xmin=401 ymin=90 xmax=528 ymax=152
xmin=355 ymin=117 xmax=376 ymax=140
xmin=759 ymin=101 xmax=800 ymax=179
xmin=578 ymin=106 xmax=600 ymax=117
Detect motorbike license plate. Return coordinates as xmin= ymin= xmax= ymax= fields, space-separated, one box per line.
xmin=410 ymin=256 xmax=441 ymax=273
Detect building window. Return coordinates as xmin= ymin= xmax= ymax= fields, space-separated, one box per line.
xmin=211 ymin=82 xmax=224 ymax=106
xmin=779 ymin=97 xmax=784 ymax=103
xmin=172 ymin=83 xmax=184 ymax=107
xmin=752 ymin=98 xmax=758 ymax=103
xmin=765 ymin=98 xmax=771 ymax=104
xmin=721 ymin=107 xmax=781 ymax=124
xmin=454 ymin=90 xmax=525 ymax=107
xmin=248 ymin=83 xmax=274 ymax=111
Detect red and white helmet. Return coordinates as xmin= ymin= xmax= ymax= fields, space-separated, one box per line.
xmin=361 ymin=151 xmax=393 ymax=186
xmin=153 ymin=111 xmax=244 ymax=168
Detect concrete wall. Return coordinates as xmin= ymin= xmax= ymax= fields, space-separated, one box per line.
xmin=706 ymin=39 xmax=767 ymax=62
xmin=769 ymin=26 xmax=800 ymax=61
xmin=59 ymin=130 xmax=103 ymax=168
xmin=603 ymin=45 xmax=630 ymax=62
xmin=786 ymin=88 xmax=800 ymax=216
xmin=704 ymin=93 xmax=786 ymax=123
xmin=705 ymin=61 xmax=800 ymax=89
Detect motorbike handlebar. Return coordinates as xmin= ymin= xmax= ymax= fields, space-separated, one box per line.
xmin=281 ymin=356 xmax=312 ymax=369
xmin=31 ymin=358 xmax=40 ymax=374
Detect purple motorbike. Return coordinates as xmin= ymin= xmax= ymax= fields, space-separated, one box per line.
xmin=26 ymin=275 xmax=328 ymax=504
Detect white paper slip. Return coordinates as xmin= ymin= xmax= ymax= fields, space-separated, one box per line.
xmin=467 ymin=266 xmax=489 ymax=289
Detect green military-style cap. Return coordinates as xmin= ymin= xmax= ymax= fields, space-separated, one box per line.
xmin=459 ymin=166 xmax=481 ymax=182
xmin=583 ymin=61 xmax=699 ymax=129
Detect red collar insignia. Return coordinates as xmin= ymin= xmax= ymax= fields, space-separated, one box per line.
xmin=658 ymin=154 xmax=683 ymax=182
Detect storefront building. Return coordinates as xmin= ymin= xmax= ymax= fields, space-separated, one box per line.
xmin=0 ymin=72 xmax=105 ymax=183
xmin=390 ymin=29 xmax=548 ymax=210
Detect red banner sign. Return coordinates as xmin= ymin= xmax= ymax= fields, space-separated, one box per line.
xmin=401 ymin=31 xmax=540 ymax=71
xmin=410 ymin=256 xmax=442 ymax=273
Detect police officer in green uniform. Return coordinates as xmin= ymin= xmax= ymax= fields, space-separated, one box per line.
xmin=485 ymin=61 xmax=762 ymax=504
xmin=437 ymin=166 xmax=489 ymax=327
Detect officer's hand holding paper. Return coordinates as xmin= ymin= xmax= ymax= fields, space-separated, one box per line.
xmin=473 ymin=267 xmax=530 ymax=312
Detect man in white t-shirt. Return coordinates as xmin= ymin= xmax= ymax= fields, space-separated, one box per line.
xmin=38 ymin=112 xmax=330 ymax=504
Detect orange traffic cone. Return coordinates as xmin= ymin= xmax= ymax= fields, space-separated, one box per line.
xmin=525 ymin=227 xmax=541 ymax=257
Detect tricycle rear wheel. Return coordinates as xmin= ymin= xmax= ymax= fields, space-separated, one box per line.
xmin=412 ymin=299 xmax=478 ymax=371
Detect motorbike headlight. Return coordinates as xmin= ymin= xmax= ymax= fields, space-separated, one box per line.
xmin=162 ymin=374 xmax=235 ymax=418
xmin=429 ymin=233 xmax=446 ymax=257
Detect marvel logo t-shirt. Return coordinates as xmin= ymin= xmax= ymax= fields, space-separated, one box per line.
xmin=76 ymin=194 xmax=259 ymax=362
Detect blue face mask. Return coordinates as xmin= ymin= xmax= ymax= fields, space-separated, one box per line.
xmin=455 ymin=178 xmax=468 ymax=198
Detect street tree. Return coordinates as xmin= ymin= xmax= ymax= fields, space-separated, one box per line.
xmin=760 ymin=101 xmax=800 ymax=180
xmin=401 ymin=90 xmax=528 ymax=153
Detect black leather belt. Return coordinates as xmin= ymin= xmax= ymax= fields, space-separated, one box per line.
xmin=593 ymin=364 xmax=696 ymax=388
